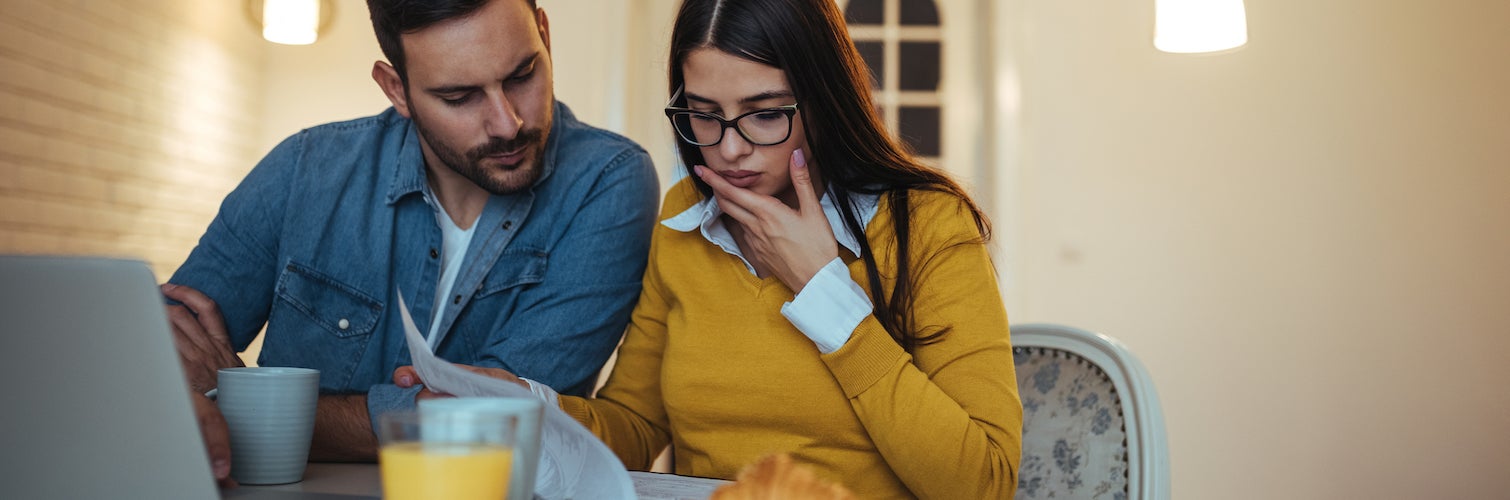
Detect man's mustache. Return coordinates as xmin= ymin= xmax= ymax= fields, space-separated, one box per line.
xmin=468 ymin=128 xmax=544 ymax=162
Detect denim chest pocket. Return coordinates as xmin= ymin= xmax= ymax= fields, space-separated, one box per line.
xmin=275 ymin=262 xmax=383 ymax=338
xmin=475 ymin=248 xmax=549 ymax=298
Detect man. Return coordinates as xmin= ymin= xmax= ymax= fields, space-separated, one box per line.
xmin=166 ymin=0 xmax=659 ymax=483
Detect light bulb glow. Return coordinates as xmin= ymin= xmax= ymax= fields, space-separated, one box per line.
xmin=1155 ymin=0 xmax=1248 ymax=53
xmin=262 ymin=0 xmax=320 ymax=45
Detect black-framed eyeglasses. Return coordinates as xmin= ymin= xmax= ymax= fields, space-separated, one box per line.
xmin=664 ymin=87 xmax=800 ymax=147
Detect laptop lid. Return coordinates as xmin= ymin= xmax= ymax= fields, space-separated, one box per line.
xmin=0 ymin=255 xmax=219 ymax=499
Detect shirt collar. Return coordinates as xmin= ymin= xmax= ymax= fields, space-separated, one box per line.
xmin=385 ymin=112 xmax=429 ymax=205
xmin=661 ymin=189 xmax=881 ymax=258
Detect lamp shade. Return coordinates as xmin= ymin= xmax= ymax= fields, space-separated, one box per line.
xmin=262 ymin=0 xmax=320 ymax=45
xmin=1154 ymin=0 xmax=1248 ymax=53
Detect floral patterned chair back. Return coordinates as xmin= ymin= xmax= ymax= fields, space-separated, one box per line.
xmin=1012 ymin=323 xmax=1169 ymax=500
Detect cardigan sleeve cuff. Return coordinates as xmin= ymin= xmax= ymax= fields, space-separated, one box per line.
xmin=781 ymin=257 xmax=873 ymax=354
xmin=820 ymin=316 xmax=911 ymax=398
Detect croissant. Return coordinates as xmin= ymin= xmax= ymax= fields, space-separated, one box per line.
xmin=709 ymin=454 xmax=855 ymax=500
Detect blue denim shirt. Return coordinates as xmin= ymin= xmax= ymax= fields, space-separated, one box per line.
xmin=170 ymin=102 xmax=659 ymax=427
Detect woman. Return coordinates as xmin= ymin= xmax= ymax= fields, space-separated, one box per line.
xmin=402 ymin=0 xmax=1021 ymax=497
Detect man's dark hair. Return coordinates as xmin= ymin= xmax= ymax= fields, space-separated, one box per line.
xmin=367 ymin=0 xmax=539 ymax=83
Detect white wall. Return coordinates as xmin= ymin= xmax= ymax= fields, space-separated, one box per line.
xmin=257 ymin=0 xmax=391 ymax=153
xmin=542 ymin=0 xmax=681 ymax=186
xmin=995 ymin=0 xmax=1510 ymax=498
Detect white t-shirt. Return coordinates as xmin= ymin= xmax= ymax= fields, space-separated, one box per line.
xmin=426 ymin=196 xmax=477 ymax=351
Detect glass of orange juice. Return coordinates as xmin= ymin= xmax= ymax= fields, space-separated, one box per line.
xmin=377 ymin=408 xmax=516 ymax=500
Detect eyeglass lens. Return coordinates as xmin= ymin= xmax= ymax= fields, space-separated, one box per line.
xmin=672 ymin=109 xmax=791 ymax=146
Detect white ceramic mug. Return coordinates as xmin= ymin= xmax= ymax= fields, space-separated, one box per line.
xmin=214 ymin=367 xmax=320 ymax=485
xmin=420 ymin=397 xmax=544 ymax=500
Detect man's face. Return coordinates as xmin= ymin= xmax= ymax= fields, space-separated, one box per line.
xmin=399 ymin=0 xmax=554 ymax=195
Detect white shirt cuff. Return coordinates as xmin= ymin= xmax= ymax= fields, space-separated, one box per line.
xmin=781 ymin=257 xmax=873 ymax=354
xmin=520 ymin=377 xmax=561 ymax=409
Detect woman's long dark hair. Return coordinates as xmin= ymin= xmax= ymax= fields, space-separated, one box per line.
xmin=668 ymin=0 xmax=991 ymax=352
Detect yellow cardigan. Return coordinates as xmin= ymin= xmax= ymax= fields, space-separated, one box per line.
xmin=559 ymin=179 xmax=1022 ymax=499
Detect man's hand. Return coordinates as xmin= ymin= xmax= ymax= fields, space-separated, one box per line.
xmin=190 ymin=390 xmax=236 ymax=488
xmin=393 ymin=364 xmax=530 ymax=401
xmin=162 ymin=283 xmax=243 ymax=393
xmin=693 ymin=149 xmax=838 ymax=293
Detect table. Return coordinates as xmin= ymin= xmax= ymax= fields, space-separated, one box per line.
xmin=227 ymin=463 xmax=729 ymax=499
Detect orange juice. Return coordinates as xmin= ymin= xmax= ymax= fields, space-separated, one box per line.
xmin=380 ymin=442 xmax=513 ymax=500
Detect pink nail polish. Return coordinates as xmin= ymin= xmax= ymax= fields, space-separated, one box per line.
xmin=793 ymin=149 xmax=806 ymax=168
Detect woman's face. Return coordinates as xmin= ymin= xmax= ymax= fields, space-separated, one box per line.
xmin=680 ymin=48 xmax=811 ymax=206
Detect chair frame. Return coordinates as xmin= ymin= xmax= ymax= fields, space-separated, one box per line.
xmin=1012 ymin=323 xmax=1170 ymax=500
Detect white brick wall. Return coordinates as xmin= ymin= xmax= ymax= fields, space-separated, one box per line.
xmin=0 ymin=0 xmax=267 ymax=278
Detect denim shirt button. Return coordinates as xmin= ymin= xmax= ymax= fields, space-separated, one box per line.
xmin=502 ymin=220 xmax=513 ymax=230
xmin=338 ymin=318 xmax=350 ymax=330
xmin=428 ymin=248 xmax=439 ymax=259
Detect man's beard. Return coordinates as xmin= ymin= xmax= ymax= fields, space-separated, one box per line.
xmin=418 ymin=122 xmax=549 ymax=196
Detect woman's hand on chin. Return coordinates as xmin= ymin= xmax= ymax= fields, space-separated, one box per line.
xmin=694 ymin=150 xmax=838 ymax=293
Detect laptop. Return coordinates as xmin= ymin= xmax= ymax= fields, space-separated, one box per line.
xmin=0 ymin=255 xmax=221 ymax=498
xmin=1 ymin=255 xmax=399 ymax=500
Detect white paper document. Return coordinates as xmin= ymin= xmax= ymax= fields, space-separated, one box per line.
xmin=396 ymin=293 xmax=637 ymax=500
xmin=629 ymin=471 xmax=730 ymax=500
